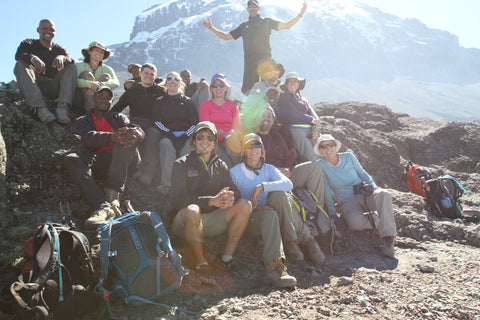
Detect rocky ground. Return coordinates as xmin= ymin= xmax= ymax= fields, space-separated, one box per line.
xmin=0 ymin=91 xmax=479 ymax=320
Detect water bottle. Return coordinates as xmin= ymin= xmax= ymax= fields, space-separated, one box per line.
xmin=439 ymin=195 xmax=452 ymax=209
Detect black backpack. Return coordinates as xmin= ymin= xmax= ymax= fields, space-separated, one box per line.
xmin=7 ymin=222 xmax=97 ymax=319
xmin=95 ymin=211 xmax=193 ymax=317
xmin=423 ymin=175 xmax=467 ymax=219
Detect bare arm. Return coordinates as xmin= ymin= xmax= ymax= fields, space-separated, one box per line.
xmin=277 ymin=0 xmax=307 ymax=30
xmin=203 ymin=18 xmax=234 ymax=40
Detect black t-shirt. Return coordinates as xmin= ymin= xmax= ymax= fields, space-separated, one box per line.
xmin=15 ymin=39 xmax=73 ymax=79
xmin=230 ymin=15 xmax=280 ymax=56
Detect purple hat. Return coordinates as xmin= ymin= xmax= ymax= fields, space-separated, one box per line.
xmin=210 ymin=73 xmax=230 ymax=87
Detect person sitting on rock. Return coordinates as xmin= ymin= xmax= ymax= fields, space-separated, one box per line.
xmin=229 ymin=133 xmax=299 ymax=287
xmin=64 ymin=86 xmax=144 ymax=229
xmin=277 ymin=72 xmax=322 ymax=162
xmin=135 ymin=71 xmax=198 ymax=195
xmin=199 ymin=73 xmax=243 ymax=167
xmin=171 ymin=121 xmax=251 ymax=283
xmin=250 ymin=60 xmax=285 ymax=103
xmin=112 ymin=63 xmax=166 ymax=131
xmin=257 ymin=107 xmax=327 ymax=266
xmin=123 ymin=63 xmax=141 ymax=90
xmin=315 ymin=134 xmax=397 ymax=258
xmin=74 ymin=41 xmax=119 ymax=111
xmin=14 ymin=19 xmax=77 ymax=125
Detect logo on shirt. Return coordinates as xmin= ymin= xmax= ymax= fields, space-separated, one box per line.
xmin=187 ymin=170 xmax=199 ymax=177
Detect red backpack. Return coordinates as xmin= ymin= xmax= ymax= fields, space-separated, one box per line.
xmin=405 ymin=161 xmax=432 ymax=197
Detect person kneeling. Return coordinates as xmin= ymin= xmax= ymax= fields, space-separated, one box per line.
xmin=315 ymin=134 xmax=397 ymax=258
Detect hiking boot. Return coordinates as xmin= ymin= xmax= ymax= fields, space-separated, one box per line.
xmin=284 ymin=240 xmax=303 ymax=262
xmin=84 ymin=207 xmax=115 ymax=229
xmin=220 ymin=259 xmax=251 ymax=279
xmin=195 ymin=263 xmax=216 ymax=285
xmin=55 ymin=102 xmax=71 ymax=125
xmin=35 ymin=106 xmax=56 ymax=124
xmin=265 ymin=257 xmax=297 ymax=288
xmin=304 ymin=237 xmax=325 ymax=267
xmin=105 ymin=188 xmax=121 ymax=207
xmin=380 ymin=236 xmax=395 ymax=258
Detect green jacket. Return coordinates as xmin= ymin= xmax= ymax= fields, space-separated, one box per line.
xmin=75 ymin=61 xmax=119 ymax=89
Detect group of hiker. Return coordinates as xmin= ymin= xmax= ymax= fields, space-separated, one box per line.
xmin=13 ymin=0 xmax=397 ymax=289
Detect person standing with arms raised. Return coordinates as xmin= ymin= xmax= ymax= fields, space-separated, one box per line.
xmin=203 ymin=0 xmax=307 ymax=95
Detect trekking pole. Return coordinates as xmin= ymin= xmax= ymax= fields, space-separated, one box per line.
xmin=329 ymin=219 xmax=335 ymax=254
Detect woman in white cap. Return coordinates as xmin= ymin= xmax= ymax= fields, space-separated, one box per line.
xmin=199 ymin=73 xmax=243 ymax=167
xmin=277 ymin=71 xmax=321 ymax=162
xmin=74 ymin=41 xmax=119 ymax=111
xmin=314 ymin=134 xmax=397 ymax=258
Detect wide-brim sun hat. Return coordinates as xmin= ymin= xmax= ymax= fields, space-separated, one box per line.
xmin=280 ymin=71 xmax=306 ymax=92
xmin=314 ymin=134 xmax=342 ymax=156
xmin=189 ymin=121 xmax=218 ymax=150
xmin=82 ymin=41 xmax=111 ymax=60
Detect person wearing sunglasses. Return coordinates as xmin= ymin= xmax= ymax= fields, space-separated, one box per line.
xmin=136 ymin=71 xmax=198 ymax=194
xmin=199 ymin=73 xmax=243 ymax=167
xmin=171 ymin=121 xmax=252 ymax=284
xmin=74 ymin=41 xmax=119 ymax=112
xmin=202 ymin=0 xmax=307 ymax=95
xmin=229 ymin=133 xmax=300 ymax=288
xmin=314 ymin=134 xmax=397 ymax=258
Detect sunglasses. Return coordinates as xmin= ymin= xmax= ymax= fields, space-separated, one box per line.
xmin=167 ymin=77 xmax=181 ymax=82
xmin=196 ymin=133 xmax=216 ymax=142
xmin=247 ymin=143 xmax=262 ymax=149
xmin=319 ymin=142 xmax=336 ymax=149
xmin=247 ymin=4 xmax=258 ymax=8
xmin=211 ymin=83 xmax=226 ymax=89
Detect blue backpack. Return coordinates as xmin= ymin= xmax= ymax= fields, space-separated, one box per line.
xmin=95 ymin=211 xmax=192 ymax=317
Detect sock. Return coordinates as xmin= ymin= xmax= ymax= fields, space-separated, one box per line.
xmin=222 ymin=255 xmax=233 ymax=263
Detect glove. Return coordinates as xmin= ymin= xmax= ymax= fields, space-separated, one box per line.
xmin=329 ymin=214 xmax=340 ymax=226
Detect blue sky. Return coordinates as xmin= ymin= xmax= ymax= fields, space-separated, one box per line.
xmin=1 ymin=0 xmax=479 ymax=82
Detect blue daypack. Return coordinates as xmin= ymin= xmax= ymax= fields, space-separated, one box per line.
xmin=95 ymin=211 xmax=192 ymax=317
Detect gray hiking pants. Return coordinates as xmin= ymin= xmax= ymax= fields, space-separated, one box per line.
xmin=14 ymin=60 xmax=77 ymax=109
xmin=340 ymin=188 xmax=397 ymax=238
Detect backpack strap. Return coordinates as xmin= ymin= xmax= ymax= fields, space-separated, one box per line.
xmin=440 ymin=175 xmax=469 ymax=196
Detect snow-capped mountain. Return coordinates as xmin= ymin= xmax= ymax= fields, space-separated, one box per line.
xmin=107 ymin=0 xmax=480 ymax=120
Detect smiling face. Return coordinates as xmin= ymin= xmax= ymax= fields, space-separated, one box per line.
xmin=211 ymin=79 xmax=228 ymax=99
xmin=259 ymin=108 xmax=274 ymax=134
xmin=88 ymin=47 xmax=105 ymax=63
xmin=194 ymin=128 xmax=216 ymax=157
xmin=130 ymin=66 xmax=141 ymax=78
xmin=140 ymin=67 xmax=156 ymax=87
xmin=286 ymin=78 xmax=300 ymax=94
xmin=318 ymin=140 xmax=337 ymax=160
xmin=37 ymin=20 xmax=55 ymax=46
xmin=166 ymin=72 xmax=181 ymax=94
xmin=245 ymin=141 xmax=263 ymax=166
xmin=180 ymin=70 xmax=191 ymax=85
